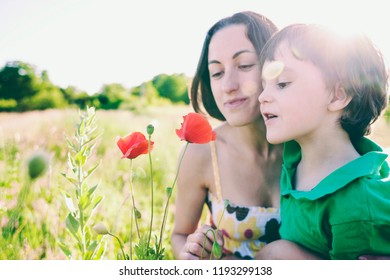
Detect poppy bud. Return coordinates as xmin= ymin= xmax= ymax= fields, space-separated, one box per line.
xmin=27 ymin=151 xmax=49 ymax=180
xmin=147 ymin=124 xmax=154 ymax=136
xmin=93 ymin=223 xmax=109 ymax=235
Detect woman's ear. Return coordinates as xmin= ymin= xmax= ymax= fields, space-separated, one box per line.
xmin=327 ymin=82 xmax=352 ymax=112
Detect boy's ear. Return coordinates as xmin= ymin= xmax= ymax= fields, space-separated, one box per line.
xmin=328 ymin=83 xmax=352 ymax=112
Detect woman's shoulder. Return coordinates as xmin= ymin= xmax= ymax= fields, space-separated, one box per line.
xmin=178 ymin=122 xmax=230 ymax=179
xmin=175 ymin=138 xmax=212 ymax=177
xmin=176 ymin=141 xmax=213 ymax=190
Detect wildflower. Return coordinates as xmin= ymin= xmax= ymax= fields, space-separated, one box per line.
xmin=112 ymin=113 xmax=216 ymax=259
xmin=117 ymin=132 xmax=154 ymax=159
xmin=157 ymin=112 xmax=216 ymax=254
xmin=116 ymin=130 xmax=155 ymax=259
xmin=176 ymin=113 xmax=216 ymax=144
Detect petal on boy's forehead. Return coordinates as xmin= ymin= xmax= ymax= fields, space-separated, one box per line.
xmin=263 ymin=61 xmax=284 ymax=80
xmin=291 ymin=45 xmax=304 ymax=60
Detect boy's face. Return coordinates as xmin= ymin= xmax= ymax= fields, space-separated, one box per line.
xmin=258 ymin=41 xmax=334 ymax=144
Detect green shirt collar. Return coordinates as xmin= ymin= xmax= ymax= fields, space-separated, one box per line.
xmin=281 ymin=137 xmax=389 ymax=200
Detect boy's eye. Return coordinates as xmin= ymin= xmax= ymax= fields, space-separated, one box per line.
xmin=277 ymin=82 xmax=290 ymax=89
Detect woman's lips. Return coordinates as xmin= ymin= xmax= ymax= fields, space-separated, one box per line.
xmin=224 ymin=97 xmax=248 ymax=109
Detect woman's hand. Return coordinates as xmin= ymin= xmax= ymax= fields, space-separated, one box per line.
xmin=179 ymin=224 xmax=224 ymax=260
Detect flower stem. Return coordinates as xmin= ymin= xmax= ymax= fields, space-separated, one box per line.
xmin=157 ymin=142 xmax=189 ymax=254
xmin=201 ymin=229 xmax=217 ymax=260
xmin=129 ymin=204 xmax=133 ymax=260
xmin=129 ymin=159 xmax=140 ymax=238
xmin=108 ymin=232 xmax=127 ymax=260
xmin=146 ymin=134 xmax=154 ymax=254
xmin=201 ymin=199 xmax=227 ymax=259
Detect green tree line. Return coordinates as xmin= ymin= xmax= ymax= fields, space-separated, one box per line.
xmin=0 ymin=61 xmax=190 ymax=112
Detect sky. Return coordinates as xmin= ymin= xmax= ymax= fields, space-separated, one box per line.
xmin=1 ymin=0 xmax=389 ymax=94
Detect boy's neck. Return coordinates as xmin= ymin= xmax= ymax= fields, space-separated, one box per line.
xmin=294 ymin=130 xmax=360 ymax=191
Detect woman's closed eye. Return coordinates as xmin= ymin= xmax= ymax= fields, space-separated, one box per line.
xmin=210 ymin=71 xmax=223 ymax=79
xmin=238 ymin=63 xmax=256 ymax=71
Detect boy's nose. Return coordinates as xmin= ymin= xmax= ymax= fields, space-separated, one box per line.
xmin=258 ymin=88 xmax=269 ymax=103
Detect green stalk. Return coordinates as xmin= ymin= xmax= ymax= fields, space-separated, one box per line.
xmin=129 ymin=202 xmax=133 ymax=260
xmin=146 ymin=134 xmax=154 ymax=255
xmin=129 ymin=159 xmax=140 ymax=238
xmin=157 ymin=142 xmax=189 ymax=254
xmin=109 ymin=232 xmax=127 ymax=260
xmin=77 ymin=152 xmax=86 ymax=256
xmin=201 ymin=201 xmax=226 ymax=259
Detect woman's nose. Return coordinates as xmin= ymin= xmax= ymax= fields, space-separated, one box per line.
xmin=222 ymin=70 xmax=239 ymax=94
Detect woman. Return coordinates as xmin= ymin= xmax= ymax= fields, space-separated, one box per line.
xmin=171 ymin=11 xmax=283 ymax=260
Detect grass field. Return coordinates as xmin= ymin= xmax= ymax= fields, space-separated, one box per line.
xmin=0 ymin=105 xmax=389 ymax=260
xmin=0 ymin=105 xmax=196 ymax=260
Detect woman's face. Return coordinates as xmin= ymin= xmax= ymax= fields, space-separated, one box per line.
xmin=208 ymin=24 xmax=263 ymax=126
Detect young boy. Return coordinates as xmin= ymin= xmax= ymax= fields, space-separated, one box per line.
xmin=257 ymin=24 xmax=390 ymax=259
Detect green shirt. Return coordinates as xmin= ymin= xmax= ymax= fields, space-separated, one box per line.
xmin=279 ymin=137 xmax=390 ymax=259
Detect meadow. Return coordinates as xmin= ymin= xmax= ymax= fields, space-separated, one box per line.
xmin=0 ymin=105 xmax=389 ymax=260
xmin=0 ymin=105 xmax=201 ymax=260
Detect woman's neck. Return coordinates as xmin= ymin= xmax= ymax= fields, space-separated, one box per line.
xmin=226 ymin=117 xmax=282 ymax=160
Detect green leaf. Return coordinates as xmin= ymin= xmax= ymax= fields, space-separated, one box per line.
xmin=91 ymin=238 xmax=106 ymax=260
xmin=65 ymin=213 xmax=80 ymax=235
xmin=78 ymin=120 xmax=86 ymax=136
xmin=58 ymin=241 xmax=72 ymax=259
xmin=64 ymin=194 xmax=76 ymax=214
xmin=65 ymin=138 xmax=78 ymax=153
xmin=83 ymin=251 xmax=93 ymax=260
xmin=78 ymin=193 xmax=90 ymax=209
xmin=84 ymin=143 xmax=96 ymax=157
xmin=81 ymin=181 xmax=89 ymax=195
xmin=88 ymin=241 xmax=98 ymax=252
xmin=165 ymin=187 xmax=172 ymax=196
xmin=61 ymin=173 xmax=78 ymax=187
xmin=85 ymin=226 xmax=92 ymax=243
xmin=91 ymin=195 xmax=103 ymax=210
xmin=87 ymin=184 xmax=99 ymax=197
xmin=75 ymin=150 xmax=87 ymax=167
xmin=67 ymin=152 xmax=76 ymax=170
xmin=82 ymin=133 xmax=101 ymax=149
xmin=84 ymin=163 xmax=100 ymax=180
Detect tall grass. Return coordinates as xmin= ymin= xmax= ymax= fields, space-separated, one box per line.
xmin=0 ymin=106 xmax=192 ymax=259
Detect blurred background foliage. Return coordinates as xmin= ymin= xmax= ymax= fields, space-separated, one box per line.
xmin=0 ymin=60 xmax=191 ymax=112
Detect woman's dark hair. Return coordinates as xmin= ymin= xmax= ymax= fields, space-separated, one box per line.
xmin=190 ymin=11 xmax=278 ymax=120
xmin=259 ymin=24 xmax=389 ymax=140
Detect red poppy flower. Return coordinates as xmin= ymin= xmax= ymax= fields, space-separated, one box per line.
xmin=176 ymin=113 xmax=216 ymax=144
xmin=117 ymin=132 xmax=154 ymax=159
